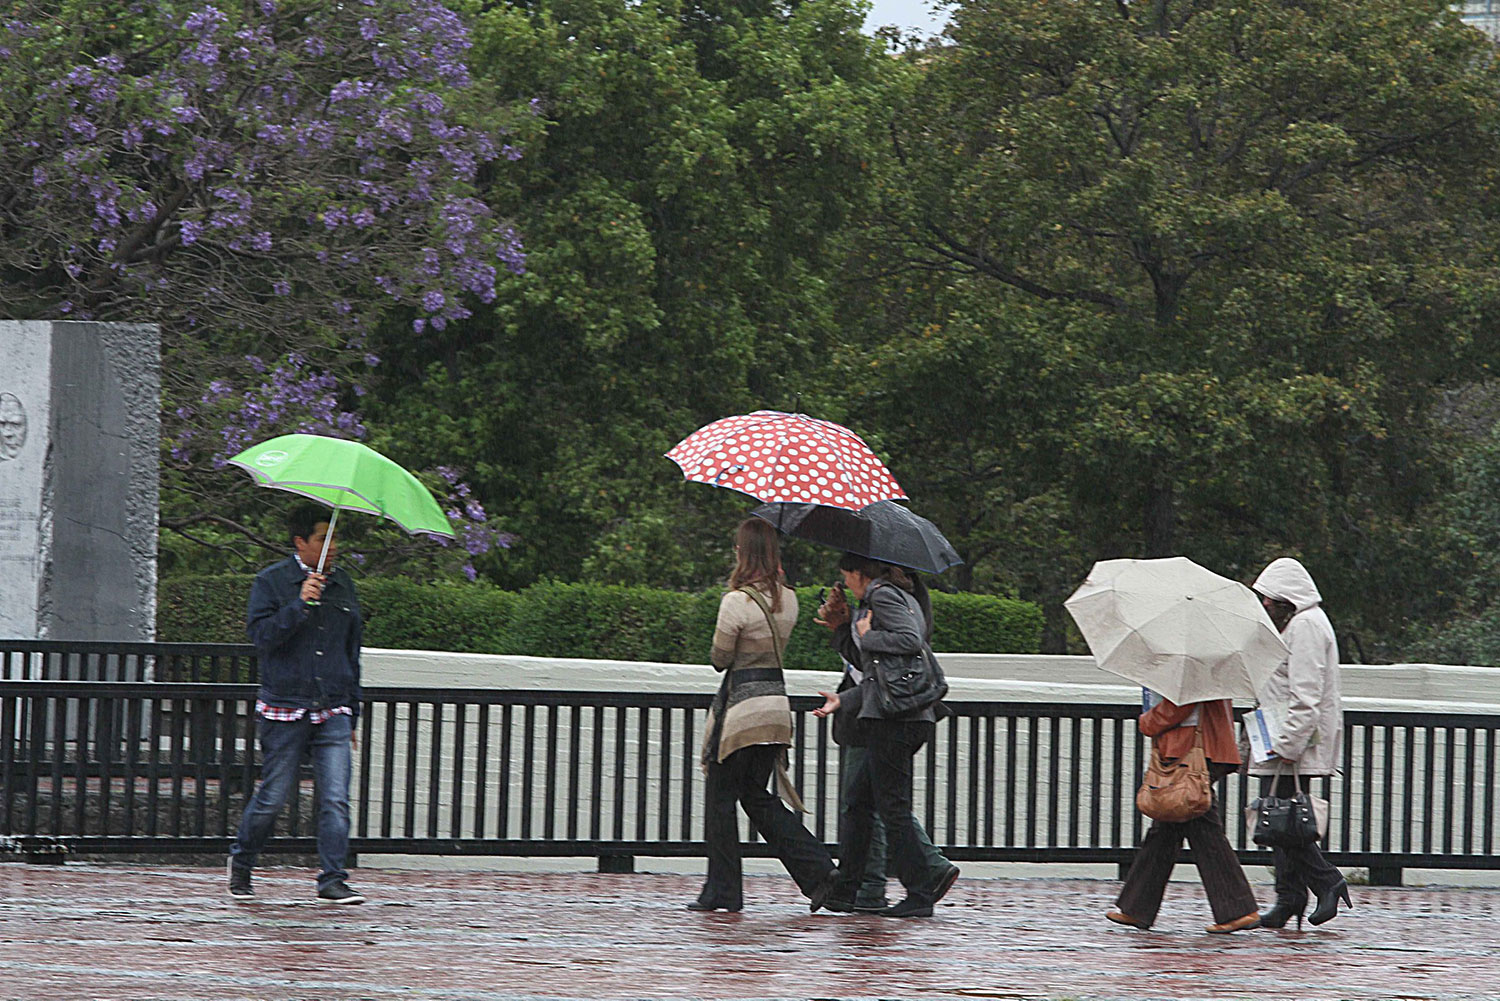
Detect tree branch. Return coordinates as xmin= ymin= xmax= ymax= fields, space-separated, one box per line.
xmin=919 ymin=220 xmax=1127 ymax=310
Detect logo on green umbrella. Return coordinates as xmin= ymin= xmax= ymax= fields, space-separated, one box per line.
xmin=254 ymin=450 xmax=289 ymax=468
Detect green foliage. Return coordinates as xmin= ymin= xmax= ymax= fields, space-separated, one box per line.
xmin=846 ymin=0 xmax=1500 ymax=656
xmin=360 ymin=581 xmax=517 ymax=653
xmin=364 ymin=0 xmax=897 ymax=591
xmin=156 ymin=576 xmax=516 ymax=651
xmin=495 ymin=582 xmax=719 ymax=662
xmin=156 ymin=576 xmax=252 ymax=644
xmin=930 ymin=592 xmax=1045 ymax=657
xmin=156 ymin=577 xmax=1044 ymax=664
xmin=1409 ymin=414 xmax=1500 ymax=666
xmin=138 ymin=0 xmax=1500 ymax=666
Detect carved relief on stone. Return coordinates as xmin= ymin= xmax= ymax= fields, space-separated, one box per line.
xmin=0 ymin=392 xmax=25 ymax=461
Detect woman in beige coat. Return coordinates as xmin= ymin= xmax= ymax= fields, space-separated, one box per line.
xmin=689 ymin=519 xmax=835 ymax=912
xmin=1250 ymin=557 xmax=1351 ymax=929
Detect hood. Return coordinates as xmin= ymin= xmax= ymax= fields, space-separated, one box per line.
xmin=1252 ymin=557 xmax=1322 ymax=613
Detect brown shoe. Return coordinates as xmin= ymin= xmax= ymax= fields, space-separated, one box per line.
xmin=1205 ymin=912 xmax=1261 ymax=934
xmin=1106 ymin=910 xmax=1151 ymax=930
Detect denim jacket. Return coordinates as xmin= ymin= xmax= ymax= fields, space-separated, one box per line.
xmin=247 ymin=556 xmax=363 ymax=719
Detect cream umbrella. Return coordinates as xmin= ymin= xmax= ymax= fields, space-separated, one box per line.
xmin=1064 ymin=556 xmax=1287 ymax=704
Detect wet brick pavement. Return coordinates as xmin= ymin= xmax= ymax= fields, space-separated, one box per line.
xmin=1 ymin=862 xmax=1498 ymax=1000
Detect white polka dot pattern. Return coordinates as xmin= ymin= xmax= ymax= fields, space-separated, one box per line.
xmin=664 ymin=410 xmax=907 ymax=509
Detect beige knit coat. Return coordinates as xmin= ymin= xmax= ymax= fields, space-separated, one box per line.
xmin=702 ymin=584 xmax=798 ymax=764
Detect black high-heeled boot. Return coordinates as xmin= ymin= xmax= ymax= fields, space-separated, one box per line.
xmin=1258 ymin=895 xmax=1308 ymax=930
xmin=1308 ymin=880 xmax=1352 ymax=926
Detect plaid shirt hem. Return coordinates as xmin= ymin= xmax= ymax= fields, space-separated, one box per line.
xmin=256 ymin=700 xmax=352 ymax=724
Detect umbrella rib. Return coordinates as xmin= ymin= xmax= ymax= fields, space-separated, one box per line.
xmin=230 ymin=466 xmax=388 ymax=513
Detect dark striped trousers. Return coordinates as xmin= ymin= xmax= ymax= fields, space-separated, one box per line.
xmin=1116 ymin=793 xmax=1259 ymax=926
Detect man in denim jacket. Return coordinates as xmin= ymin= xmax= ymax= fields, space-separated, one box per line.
xmin=227 ymin=504 xmax=364 ymax=904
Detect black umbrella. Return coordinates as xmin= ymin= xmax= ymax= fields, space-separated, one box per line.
xmin=750 ymin=500 xmax=963 ymax=575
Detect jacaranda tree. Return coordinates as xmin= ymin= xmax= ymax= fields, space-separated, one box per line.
xmin=0 ymin=0 xmax=524 ymax=577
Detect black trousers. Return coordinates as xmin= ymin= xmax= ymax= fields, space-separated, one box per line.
xmin=1260 ymin=774 xmax=1344 ymax=905
xmin=1116 ymin=793 xmax=1259 ymax=926
xmin=834 ymin=719 xmax=944 ymax=901
xmin=697 ymin=744 xmax=834 ymax=908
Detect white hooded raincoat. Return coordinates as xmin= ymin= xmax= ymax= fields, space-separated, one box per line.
xmin=1250 ymin=558 xmax=1343 ymax=778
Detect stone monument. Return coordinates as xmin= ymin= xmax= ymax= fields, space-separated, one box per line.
xmin=0 ymin=321 xmax=159 ymax=641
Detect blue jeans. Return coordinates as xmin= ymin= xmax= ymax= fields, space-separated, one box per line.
xmin=230 ymin=712 xmax=353 ymax=888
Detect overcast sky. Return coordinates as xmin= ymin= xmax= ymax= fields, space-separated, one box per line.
xmin=861 ymin=0 xmax=950 ymax=38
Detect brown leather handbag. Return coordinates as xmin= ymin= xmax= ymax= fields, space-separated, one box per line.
xmin=1136 ymin=727 xmax=1212 ymax=823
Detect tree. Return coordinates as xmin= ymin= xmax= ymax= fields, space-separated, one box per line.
xmin=0 ymin=0 xmax=525 ymax=577
xmin=364 ymin=0 xmax=897 ymax=588
xmin=852 ymin=0 xmax=1500 ymax=653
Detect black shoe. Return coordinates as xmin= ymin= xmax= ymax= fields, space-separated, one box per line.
xmin=808 ymin=868 xmax=840 ymax=913
xmin=822 ymin=896 xmax=857 ymax=913
xmin=1258 ymin=896 xmax=1308 ymax=930
xmin=316 ymin=880 xmax=366 ymax=905
xmin=882 ymin=895 xmax=935 ymax=918
xmin=851 ymin=898 xmax=890 ymax=914
xmin=686 ymin=900 xmax=742 ymax=912
xmin=1308 ymin=880 xmax=1351 ymax=926
xmin=227 ymin=859 xmax=253 ymax=900
xmin=926 ymin=864 xmax=960 ymax=904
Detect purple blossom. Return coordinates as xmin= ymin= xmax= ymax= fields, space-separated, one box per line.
xmin=6 ymin=0 xmax=524 ymax=468
xmin=183 ymin=7 xmax=228 ymax=35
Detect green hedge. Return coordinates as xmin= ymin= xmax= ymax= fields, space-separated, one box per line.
xmin=157 ymin=576 xmax=1043 ymax=666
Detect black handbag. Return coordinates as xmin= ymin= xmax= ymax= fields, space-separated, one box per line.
xmin=871 ymin=645 xmax=948 ymax=716
xmin=866 ymin=585 xmax=948 ymax=716
xmin=1249 ymin=762 xmax=1321 ymax=848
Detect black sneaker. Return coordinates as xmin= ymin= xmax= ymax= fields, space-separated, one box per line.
xmin=928 ymin=864 xmax=960 ymax=904
xmin=316 ymin=880 xmax=366 ymax=905
xmin=882 ymin=895 xmax=935 ymax=918
xmin=227 ymin=860 xmax=253 ymax=900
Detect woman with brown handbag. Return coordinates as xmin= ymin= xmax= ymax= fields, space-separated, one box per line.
xmin=1107 ymin=695 xmax=1261 ymax=933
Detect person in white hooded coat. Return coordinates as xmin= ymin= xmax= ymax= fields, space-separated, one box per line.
xmin=1249 ymin=557 xmax=1352 ymax=929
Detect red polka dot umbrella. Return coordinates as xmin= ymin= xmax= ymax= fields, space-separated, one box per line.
xmin=665 ymin=410 xmax=907 ymax=510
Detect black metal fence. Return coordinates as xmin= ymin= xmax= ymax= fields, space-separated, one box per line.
xmin=0 ymin=640 xmax=257 ymax=684
xmin=2 ymin=642 xmax=1498 ymax=886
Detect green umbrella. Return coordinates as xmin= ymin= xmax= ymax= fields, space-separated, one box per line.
xmin=229 ymin=433 xmax=454 ymax=571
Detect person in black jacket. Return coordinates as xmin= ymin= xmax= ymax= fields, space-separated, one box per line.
xmin=227 ymin=504 xmax=365 ymax=905
xmin=811 ymin=554 xmax=960 ymax=918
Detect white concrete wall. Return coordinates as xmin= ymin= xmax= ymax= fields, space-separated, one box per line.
xmin=346 ymin=651 xmax=1500 ymax=858
xmin=364 ymin=648 xmax=1500 ymax=711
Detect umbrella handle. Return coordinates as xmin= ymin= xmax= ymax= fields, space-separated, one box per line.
xmin=306 ymin=506 xmax=340 ymax=606
xmin=317 ymin=506 xmax=340 ymax=574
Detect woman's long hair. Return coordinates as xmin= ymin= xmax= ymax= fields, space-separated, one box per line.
xmin=729 ymin=518 xmax=783 ymax=611
xmin=836 ymin=554 xmax=931 ymax=638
